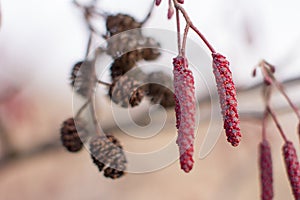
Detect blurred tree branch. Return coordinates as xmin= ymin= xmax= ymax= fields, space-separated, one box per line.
xmin=0 ymin=75 xmax=299 ymax=169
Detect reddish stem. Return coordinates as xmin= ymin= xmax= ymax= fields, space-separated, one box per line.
xmin=260 ymin=60 xmax=300 ymax=121
xmin=273 ymin=80 xmax=300 ymax=121
xmin=262 ymin=85 xmax=271 ymax=141
xmin=175 ymin=8 xmax=181 ymax=54
xmin=267 ymin=106 xmax=288 ymax=142
xmin=181 ymin=24 xmax=190 ymax=56
xmin=173 ymin=1 xmax=216 ymax=53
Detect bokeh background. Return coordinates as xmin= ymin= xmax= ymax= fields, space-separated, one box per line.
xmin=0 ymin=0 xmax=300 ymax=199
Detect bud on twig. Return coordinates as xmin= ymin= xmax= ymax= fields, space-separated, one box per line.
xmin=259 ymin=140 xmax=273 ymax=200
xmin=173 ymin=56 xmax=195 ymax=172
xmin=283 ymin=141 xmax=300 ymax=199
xmin=155 ymin=0 xmax=162 ymax=6
xmin=212 ymin=53 xmax=241 ymax=147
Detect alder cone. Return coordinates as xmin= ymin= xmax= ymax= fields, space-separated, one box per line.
xmin=109 ymin=75 xmax=145 ymax=107
xmin=146 ymin=71 xmax=175 ymax=108
xmin=70 ymin=60 xmax=96 ymax=98
xmin=106 ymin=31 xmax=142 ymax=59
xmin=110 ymin=52 xmax=141 ymax=80
xmin=90 ymin=134 xmax=123 ymax=172
xmin=104 ymin=167 xmax=125 ymax=179
xmin=140 ymin=37 xmax=161 ymax=61
xmin=259 ymin=140 xmax=273 ymax=200
xmin=89 ymin=134 xmax=127 ymax=177
xmin=106 ymin=14 xmax=141 ymax=36
xmin=282 ymin=141 xmax=300 ymax=199
xmin=60 ymin=118 xmax=87 ymax=152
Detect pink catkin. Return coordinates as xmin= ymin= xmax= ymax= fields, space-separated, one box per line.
xmin=177 ymin=0 xmax=184 ymax=3
xmin=173 ymin=56 xmax=196 ymax=173
xmin=282 ymin=141 xmax=300 ymax=199
xmin=212 ymin=53 xmax=241 ymax=147
xmin=259 ymin=140 xmax=273 ymax=200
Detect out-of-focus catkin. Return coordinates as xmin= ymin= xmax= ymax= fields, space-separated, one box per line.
xmin=282 ymin=141 xmax=300 ymax=199
xmin=259 ymin=140 xmax=273 ymax=200
xmin=173 ymin=56 xmax=195 ymax=173
xmin=212 ymin=53 xmax=241 ymax=147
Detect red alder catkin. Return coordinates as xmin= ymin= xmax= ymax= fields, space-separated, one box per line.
xmin=173 ymin=56 xmax=196 ymax=173
xmin=259 ymin=140 xmax=273 ymax=200
xmin=212 ymin=53 xmax=241 ymax=147
xmin=282 ymin=141 xmax=300 ymax=199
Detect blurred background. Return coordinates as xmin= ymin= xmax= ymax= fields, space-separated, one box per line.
xmin=0 ymin=0 xmax=300 ymax=199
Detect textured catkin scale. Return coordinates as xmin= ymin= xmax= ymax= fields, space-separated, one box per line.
xmin=212 ymin=53 xmax=241 ymax=147
xmin=173 ymin=56 xmax=196 ymax=173
xmin=282 ymin=141 xmax=300 ymax=199
xmin=259 ymin=140 xmax=273 ymax=200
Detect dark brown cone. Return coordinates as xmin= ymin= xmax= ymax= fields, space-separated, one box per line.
xmin=104 ymin=167 xmax=125 ymax=179
xmin=60 ymin=118 xmax=87 ymax=152
xmin=106 ymin=32 xmax=160 ymax=63
xmin=70 ymin=61 xmax=82 ymax=87
xmin=90 ymin=134 xmax=123 ymax=172
xmin=110 ymin=52 xmax=141 ymax=81
xmin=89 ymin=135 xmax=127 ymax=177
xmin=146 ymin=72 xmax=175 ymax=108
xmin=109 ymin=75 xmax=145 ymax=108
xmin=91 ymin=155 xmax=105 ymax=172
xmin=140 ymin=37 xmax=161 ymax=61
xmin=106 ymin=31 xmax=142 ymax=59
xmin=259 ymin=140 xmax=273 ymax=200
xmin=106 ymin=14 xmax=141 ymax=36
xmin=282 ymin=141 xmax=300 ymax=199
xmin=70 ymin=60 xmax=96 ymax=98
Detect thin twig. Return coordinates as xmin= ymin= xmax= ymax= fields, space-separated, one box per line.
xmin=262 ymin=86 xmax=271 ymax=141
xmin=85 ymin=32 xmax=93 ymax=58
xmin=172 ymin=0 xmax=216 ymax=53
xmin=259 ymin=60 xmax=300 ymax=121
xmin=267 ymin=105 xmax=288 ymax=142
xmin=97 ymin=80 xmax=111 ymax=87
xmin=75 ymin=99 xmax=91 ymax=119
xmin=141 ymin=1 xmax=155 ymax=25
xmin=175 ymin=8 xmax=181 ymax=54
xmin=181 ymin=24 xmax=189 ymax=56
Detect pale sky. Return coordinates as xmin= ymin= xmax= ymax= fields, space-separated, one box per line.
xmin=0 ymin=0 xmax=300 ymax=91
